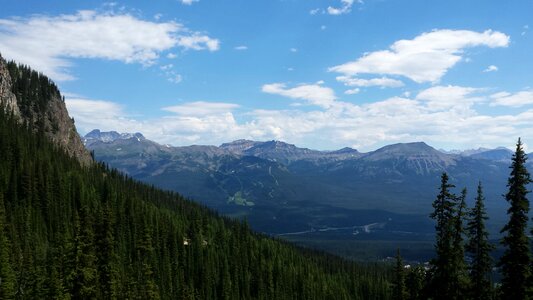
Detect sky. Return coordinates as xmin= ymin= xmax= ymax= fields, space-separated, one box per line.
xmin=0 ymin=0 xmax=532 ymax=151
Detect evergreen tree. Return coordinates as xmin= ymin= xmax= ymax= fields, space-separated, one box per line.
xmin=499 ymin=138 xmax=531 ymax=299
xmin=451 ymin=188 xmax=469 ymax=297
xmin=405 ymin=266 xmax=424 ymax=300
xmin=393 ymin=248 xmax=407 ymax=300
xmin=429 ymin=173 xmax=458 ymax=299
xmin=466 ymin=182 xmax=493 ymax=300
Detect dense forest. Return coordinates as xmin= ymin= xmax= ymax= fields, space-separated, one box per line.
xmin=0 ymin=62 xmax=392 ymax=299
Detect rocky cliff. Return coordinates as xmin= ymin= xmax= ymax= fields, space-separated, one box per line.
xmin=0 ymin=54 xmax=92 ymax=165
xmin=0 ymin=56 xmax=20 ymax=115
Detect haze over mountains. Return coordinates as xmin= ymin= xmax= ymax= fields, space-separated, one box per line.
xmin=84 ymin=129 xmax=525 ymax=235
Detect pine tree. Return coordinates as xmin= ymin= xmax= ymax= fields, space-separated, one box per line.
xmin=429 ymin=173 xmax=458 ymax=299
xmin=466 ymin=182 xmax=493 ymax=300
xmin=393 ymin=248 xmax=407 ymax=300
xmin=499 ymin=138 xmax=531 ymax=299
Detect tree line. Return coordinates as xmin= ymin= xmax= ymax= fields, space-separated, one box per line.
xmin=393 ymin=138 xmax=533 ymax=300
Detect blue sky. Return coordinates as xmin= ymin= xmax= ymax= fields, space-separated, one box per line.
xmin=1 ymin=0 xmax=532 ymax=151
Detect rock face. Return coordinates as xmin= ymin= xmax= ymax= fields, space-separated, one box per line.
xmin=0 ymin=54 xmax=92 ymax=165
xmin=0 ymin=56 xmax=20 ymax=115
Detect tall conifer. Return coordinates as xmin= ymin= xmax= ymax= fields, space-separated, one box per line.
xmin=393 ymin=248 xmax=407 ymax=300
xmin=466 ymin=182 xmax=493 ymax=299
xmin=429 ymin=173 xmax=468 ymax=300
xmin=451 ymin=188 xmax=469 ymax=297
xmin=499 ymin=138 xmax=531 ymax=299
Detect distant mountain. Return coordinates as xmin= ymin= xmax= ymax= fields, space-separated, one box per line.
xmin=469 ymin=147 xmax=513 ymax=162
xmin=220 ymin=139 xmax=361 ymax=164
xmin=83 ymin=129 xmax=146 ymax=146
xmin=459 ymin=147 xmax=493 ymax=156
xmin=440 ymin=147 xmax=514 ymax=163
xmin=358 ymin=142 xmax=456 ymax=175
xmin=219 ymin=139 xmax=260 ymax=153
xmin=85 ymin=130 xmax=523 ymax=235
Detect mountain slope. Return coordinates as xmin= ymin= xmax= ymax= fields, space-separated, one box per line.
xmin=469 ymin=148 xmax=513 ymax=162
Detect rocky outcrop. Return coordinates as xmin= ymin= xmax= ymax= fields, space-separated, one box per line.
xmin=0 ymin=56 xmax=20 ymax=115
xmin=0 ymin=54 xmax=92 ymax=165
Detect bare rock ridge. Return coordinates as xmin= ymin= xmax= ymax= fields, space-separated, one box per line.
xmin=83 ymin=129 xmax=145 ymax=146
xmin=0 ymin=54 xmax=92 ymax=165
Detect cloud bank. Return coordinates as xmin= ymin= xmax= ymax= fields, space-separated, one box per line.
xmin=0 ymin=10 xmax=219 ymax=80
xmin=330 ymin=29 xmax=509 ymax=85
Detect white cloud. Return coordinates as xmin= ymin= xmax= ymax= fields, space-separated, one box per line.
xmin=234 ymin=45 xmax=248 ymax=51
xmin=262 ymin=83 xmax=336 ymax=108
xmin=162 ymin=101 xmax=239 ymax=116
xmin=490 ymin=90 xmax=533 ymax=107
xmin=168 ymin=74 xmax=183 ymax=84
xmin=66 ymin=98 xmax=140 ymax=133
xmin=344 ymin=88 xmax=360 ymax=95
xmin=337 ymin=76 xmax=404 ymax=88
xmin=177 ymin=34 xmax=220 ymax=51
xmin=415 ymin=85 xmax=482 ymax=110
xmin=159 ymin=64 xmax=183 ymax=83
xmin=290 ymin=48 xmax=298 ymax=53
xmin=327 ymin=0 xmax=356 ymax=15
xmin=310 ymin=8 xmax=322 ymax=15
xmin=483 ymin=65 xmax=498 ymax=72
xmin=329 ymin=29 xmax=509 ymax=83
xmin=321 ymin=25 xmax=327 ymax=30
xmin=180 ymin=0 xmax=199 ymax=5
xmin=0 ymin=10 xmax=219 ymax=81
xmin=160 ymin=64 xmax=173 ymax=71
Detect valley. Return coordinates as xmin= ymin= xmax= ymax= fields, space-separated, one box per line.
xmin=84 ymin=129 xmax=521 ymax=261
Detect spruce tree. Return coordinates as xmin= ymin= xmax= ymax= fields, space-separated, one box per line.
xmin=393 ymin=248 xmax=407 ymax=300
xmin=499 ymin=138 xmax=531 ymax=299
xmin=466 ymin=182 xmax=493 ymax=300
xmin=429 ymin=173 xmax=457 ymax=299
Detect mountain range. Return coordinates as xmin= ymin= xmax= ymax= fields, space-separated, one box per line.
xmin=84 ymin=129 xmax=526 ymax=235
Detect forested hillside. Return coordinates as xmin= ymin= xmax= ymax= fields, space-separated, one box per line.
xmin=0 ymin=62 xmax=392 ymax=299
